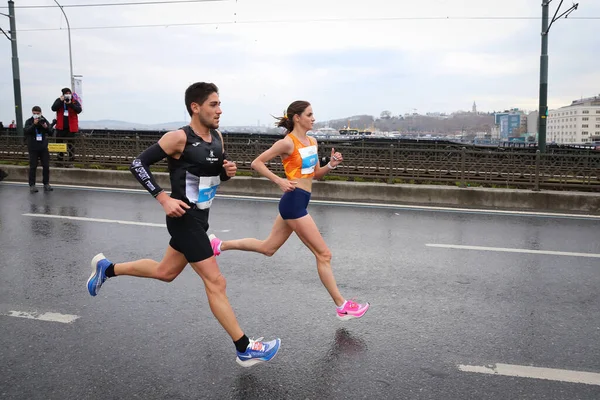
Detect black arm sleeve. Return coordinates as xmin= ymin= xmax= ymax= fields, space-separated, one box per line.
xmin=130 ymin=143 xmax=168 ymax=197
xmin=219 ymin=151 xmax=231 ymax=182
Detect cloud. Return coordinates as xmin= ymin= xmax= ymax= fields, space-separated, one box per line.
xmin=0 ymin=0 xmax=598 ymax=126
xmin=439 ymin=52 xmax=537 ymax=76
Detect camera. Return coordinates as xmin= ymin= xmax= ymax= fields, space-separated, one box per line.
xmin=33 ymin=114 xmax=41 ymax=120
xmin=64 ymin=94 xmax=72 ymax=101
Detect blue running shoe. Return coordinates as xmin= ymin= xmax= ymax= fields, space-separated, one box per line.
xmin=87 ymin=253 xmax=112 ymax=296
xmin=236 ymin=337 xmax=281 ymax=367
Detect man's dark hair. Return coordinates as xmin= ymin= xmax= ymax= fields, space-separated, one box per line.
xmin=32 ymin=106 xmax=42 ymax=112
xmin=61 ymin=88 xmax=72 ymax=94
xmin=185 ymin=82 xmax=218 ymax=117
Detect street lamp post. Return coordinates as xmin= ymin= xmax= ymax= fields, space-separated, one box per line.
xmin=1 ymin=0 xmax=23 ymax=137
xmin=537 ymin=0 xmax=578 ymax=153
xmin=53 ymin=0 xmax=74 ymax=90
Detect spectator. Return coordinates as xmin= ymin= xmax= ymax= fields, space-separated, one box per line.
xmin=8 ymin=120 xmax=15 ymax=129
xmin=24 ymin=106 xmax=53 ymax=193
xmin=51 ymin=88 xmax=82 ymax=166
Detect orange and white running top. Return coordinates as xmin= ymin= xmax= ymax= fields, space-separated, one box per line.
xmin=282 ymin=134 xmax=318 ymax=180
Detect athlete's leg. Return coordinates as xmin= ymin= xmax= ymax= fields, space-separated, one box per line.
xmin=189 ymin=233 xmax=280 ymax=367
xmin=218 ymin=215 xmax=293 ymax=257
xmin=285 ymin=214 xmax=345 ymax=307
xmin=188 ymin=256 xmax=244 ymax=340
xmin=87 ymin=245 xmax=188 ymax=296
xmin=113 ymin=245 xmax=188 ymax=282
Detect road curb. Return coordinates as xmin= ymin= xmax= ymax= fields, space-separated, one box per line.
xmin=1 ymin=165 xmax=599 ymax=214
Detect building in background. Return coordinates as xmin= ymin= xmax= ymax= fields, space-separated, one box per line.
xmin=494 ymin=109 xmax=527 ymax=140
xmin=547 ymin=94 xmax=600 ymax=144
xmin=527 ymin=111 xmax=539 ymax=138
xmin=491 ymin=124 xmax=500 ymax=140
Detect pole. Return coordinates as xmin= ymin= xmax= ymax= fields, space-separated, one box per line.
xmin=53 ymin=0 xmax=74 ymax=90
xmin=8 ymin=0 xmax=23 ymax=137
xmin=538 ymin=1 xmax=550 ymax=153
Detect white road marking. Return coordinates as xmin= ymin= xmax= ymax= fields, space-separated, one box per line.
xmin=7 ymin=310 xmax=79 ymax=324
xmin=426 ymin=244 xmax=600 ymax=259
xmin=22 ymin=213 xmax=231 ymax=234
xmin=22 ymin=213 xmax=166 ymax=227
xmin=218 ymin=193 xmax=600 ymax=220
xmin=458 ymin=363 xmax=600 ymax=386
xmin=23 ymin=213 xmax=236 ymax=233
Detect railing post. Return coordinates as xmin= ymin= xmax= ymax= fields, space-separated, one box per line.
xmin=252 ymin=140 xmax=260 ymax=177
xmin=460 ymin=147 xmax=466 ymax=188
xmin=135 ymin=135 xmax=140 ymax=156
xmin=387 ymin=144 xmax=394 ymax=184
xmin=534 ymin=150 xmax=541 ymax=191
xmin=79 ymin=135 xmax=88 ymax=168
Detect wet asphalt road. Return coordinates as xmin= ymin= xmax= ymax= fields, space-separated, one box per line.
xmin=1 ymin=182 xmax=600 ymax=400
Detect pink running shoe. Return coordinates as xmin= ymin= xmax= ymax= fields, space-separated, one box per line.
xmin=208 ymin=234 xmax=222 ymax=256
xmin=336 ymin=300 xmax=370 ymax=321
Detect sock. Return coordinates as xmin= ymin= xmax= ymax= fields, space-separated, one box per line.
xmin=337 ymin=300 xmax=347 ymax=310
xmin=105 ymin=264 xmax=116 ymax=278
xmin=234 ymin=334 xmax=250 ymax=353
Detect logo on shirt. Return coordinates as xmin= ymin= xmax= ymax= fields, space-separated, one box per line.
xmin=206 ymin=149 xmax=219 ymax=162
xmin=192 ymin=142 xmax=200 ymax=147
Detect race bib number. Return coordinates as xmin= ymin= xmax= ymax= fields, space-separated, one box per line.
xmin=196 ymin=176 xmax=221 ymax=210
xmin=36 ymin=133 xmax=43 ymax=141
xmin=299 ymin=145 xmax=318 ymax=175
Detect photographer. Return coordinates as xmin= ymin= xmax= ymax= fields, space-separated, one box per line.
xmin=51 ymin=88 xmax=82 ymax=166
xmin=24 ymin=106 xmax=53 ymax=193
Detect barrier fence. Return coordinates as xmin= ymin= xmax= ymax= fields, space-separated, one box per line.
xmin=1 ymin=133 xmax=599 ymax=191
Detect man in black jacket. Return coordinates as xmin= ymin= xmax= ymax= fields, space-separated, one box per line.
xmin=24 ymin=106 xmax=53 ymax=193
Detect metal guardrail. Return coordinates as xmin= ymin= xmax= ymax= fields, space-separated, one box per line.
xmin=1 ymin=133 xmax=599 ymax=191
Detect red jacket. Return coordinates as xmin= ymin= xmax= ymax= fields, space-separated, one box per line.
xmin=51 ymin=98 xmax=82 ymax=133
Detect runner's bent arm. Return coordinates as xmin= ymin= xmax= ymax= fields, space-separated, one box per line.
xmin=251 ymin=138 xmax=293 ymax=183
xmin=216 ymin=130 xmax=235 ymax=182
xmin=314 ymin=143 xmax=343 ymax=180
xmin=130 ymin=130 xmax=187 ymax=208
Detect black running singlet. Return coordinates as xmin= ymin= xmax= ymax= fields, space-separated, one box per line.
xmin=168 ymin=126 xmax=224 ymax=209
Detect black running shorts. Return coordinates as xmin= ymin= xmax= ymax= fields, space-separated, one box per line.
xmin=166 ymin=208 xmax=213 ymax=263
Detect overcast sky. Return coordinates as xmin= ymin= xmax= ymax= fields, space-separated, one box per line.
xmin=0 ymin=0 xmax=598 ymax=126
